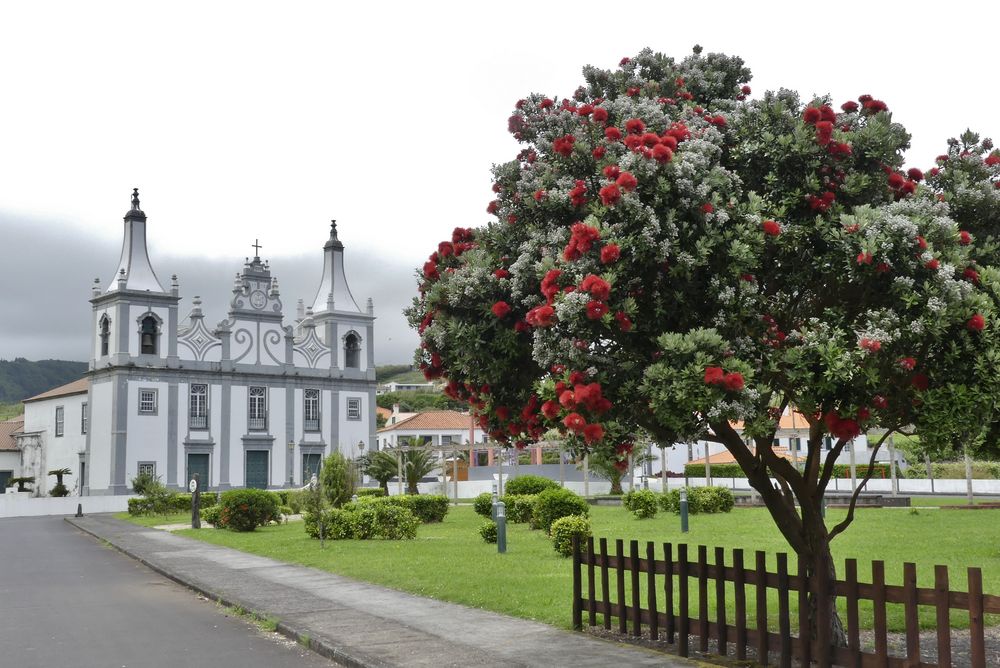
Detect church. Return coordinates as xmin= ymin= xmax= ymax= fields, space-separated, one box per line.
xmin=75 ymin=189 xmax=376 ymax=494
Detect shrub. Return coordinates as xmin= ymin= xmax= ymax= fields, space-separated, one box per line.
xmin=320 ymin=452 xmax=356 ymax=507
xmin=500 ymin=494 xmax=537 ymax=523
xmin=304 ymin=507 xmax=354 ymax=540
xmin=479 ymin=520 xmax=498 ymax=543
xmin=504 ymin=474 xmax=560 ymax=496
xmin=127 ymin=497 xmax=154 ymax=516
xmin=168 ymin=492 xmax=218 ymax=512
xmin=405 ymin=494 xmax=449 ymax=523
xmin=286 ymin=489 xmax=308 ymax=514
xmin=532 ymin=488 xmax=589 ymax=533
xmin=50 ymin=483 xmax=70 ymax=497
xmin=622 ymin=489 xmax=658 ymax=519
xmin=683 ymin=463 xmax=746 ymax=478
xmin=659 ymin=487 xmax=735 ymax=514
xmin=356 ymin=487 xmax=387 ymax=497
xmin=200 ymin=505 xmax=222 ymax=527
xmin=217 ymin=489 xmax=280 ymax=531
xmin=550 ymin=515 xmax=592 ymax=557
xmin=131 ymin=471 xmax=158 ymax=495
xmin=473 ymin=492 xmax=494 ymax=517
xmin=131 ymin=478 xmax=177 ymax=516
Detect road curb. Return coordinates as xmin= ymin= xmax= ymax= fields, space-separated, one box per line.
xmin=65 ymin=516 xmax=390 ymax=668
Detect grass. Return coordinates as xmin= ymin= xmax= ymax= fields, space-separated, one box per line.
xmin=158 ymin=504 xmax=1000 ymax=634
xmin=0 ymin=402 xmax=23 ymax=421
xmin=114 ymin=511 xmax=192 ymax=527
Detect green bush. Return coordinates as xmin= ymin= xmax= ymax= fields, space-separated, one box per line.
xmin=168 ymin=492 xmax=218 ymax=512
xmin=356 ymin=487 xmax=387 ymax=497
xmin=550 ymin=515 xmax=592 ymax=558
xmin=286 ymin=489 xmax=308 ymax=514
xmin=50 ymin=483 xmax=70 ymax=497
xmin=532 ymin=488 xmax=589 ymax=533
xmin=473 ymin=492 xmax=494 ymax=517
xmin=131 ymin=472 xmax=159 ymax=495
xmin=128 ymin=478 xmax=177 ymax=516
xmin=320 ymin=452 xmax=355 ymax=507
xmin=405 ymin=494 xmax=449 ymax=523
xmin=622 ymin=489 xmax=658 ymax=519
xmin=127 ymin=497 xmax=154 ymax=516
xmin=504 ymin=474 xmax=560 ymax=496
xmin=200 ymin=505 xmax=222 ymax=526
xmin=304 ymin=507 xmax=354 ymax=540
xmin=500 ymin=494 xmax=537 ymax=523
xmin=659 ymin=486 xmax=735 ymax=514
xmin=683 ymin=463 xmax=746 ymax=478
xmin=903 ymin=461 xmax=1000 ymax=479
xmin=217 ymin=489 xmax=280 ymax=531
xmin=479 ymin=520 xmax=498 ymax=543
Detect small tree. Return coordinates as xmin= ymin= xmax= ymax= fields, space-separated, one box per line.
xmin=48 ymin=468 xmax=72 ymax=497
xmin=401 ymin=449 xmax=438 ymax=495
xmin=7 ymin=476 xmax=34 ymax=493
xmin=320 ymin=452 xmax=355 ymax=507
xmin=359 ymin=450 xmax=399 ymax=494
xmin=586 ymin=449 xmax=654 ymax=495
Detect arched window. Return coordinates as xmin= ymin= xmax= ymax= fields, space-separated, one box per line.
xmin=140 ymin=315 xmax=160 ymax=355
xmin=99 ymin=316 xmax=111 ymax=357
xmin=344 ymin=332 xmax=361 ymax=369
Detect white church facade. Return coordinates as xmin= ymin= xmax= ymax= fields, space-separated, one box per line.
xmin=77 ymin=189 xmax=376 ymax=494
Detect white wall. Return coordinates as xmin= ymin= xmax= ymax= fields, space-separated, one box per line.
xmin=337 ymin=391 xmax=369 ymax=455
xmin=0 ymin=493 xmax=134 ymax=517
xmin=23 ymin=393 xmax=88 ymax=495
xmin=125 ymin=380 xmax=168 ymax=488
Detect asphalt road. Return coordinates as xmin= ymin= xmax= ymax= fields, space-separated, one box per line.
xmin=0 ymin=516 xmax=337 ymax=668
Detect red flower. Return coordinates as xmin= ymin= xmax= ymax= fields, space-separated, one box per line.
xmin=592 ymin=146 xmax=606 ymax=159
xmin=491 ymin=301 xmax=511 ymax=319
xmin=803 ymin=107 xmax=821 ymax=124
xmin=824 ymin=411 xmax=861 ymax=440
xmin=960 ymin=231 xmax=972 ymax=245
xmin=873 ymin=395 xmax=888 ymax=409
xmin=559 ymin=390 xmax=576 ymax=409
xmin=722 ymin=372 xmax=744 ymax=392
xmin=625 ymin=118 xmax=646 ymax=134
xmin=580 ymin=274 xmax=611 ymax=300
xmin=493 ymin=269 xmax=510 ymax=279
xmin=964 ymin=268 xmax=981 ymax=284
xmin=568 ymin=180 xmax=588 ymax=208
xmin=911 ymin=374 xmax=929 ymax=391
xmin=599 ymin=183 xmax=621 ymax=206
xmin=925 ymin=258 xmax=940 ymax=270
xmin=495 ymin=406 xmax=511 ymax=422
xmin=898 ymin=357 xmax=917 ymax=371
xmin=541 ymin=268 xmax=563 ymax=301
xmin=985 ymin=153 xmax=1000 ymax=167
xmin=592 ymin=107 xmax=608 ymax=123
xmin=856 ymin=252 xmax=873 ymax=265
xmin=568 ymin=371 xmax=586 ymax=385
xmin=540 ymin=98 xmax=553 ymax=109
xmin=888 ymin=172 xmax=905 ymax=189
xmin=553 ymin=134 xmax=575 ymax=157
xmin=564 ymin=223 xmax=602 ymax=260
xmin=741 ymin=85 xmax=751 ymax=95
xmin=614 ymin=311 xmax=633 ymax=332
xmin=651 ymin=144 xmax=674 ymax=163
xmin=526 ymin=304 xmax=556 ymax=327
xmin=562 ymin=412 xmax=586 ymax=433
xmin=703 ymin=366 xmax=725 ymax=386
xmin=602 ymin=164 xmax=621 ymax=180
xmin=701 ymin=203 xmax=714 ymax=214
xmin=624 ymin=135 xmax=642 ymax=151
xmin=514 ymin=320 xmax=531 ymax=333
xmin=423 ymin=260 xmax=439 ymax=280
xmin=586 ymin=301 xmax=609 ymax=320
xmin=841 ymin=100 xmax=859 ymax=112
xmin=616 ymin=171 xmax=638 ymax=192
xmin=541 ymin=400 xmax=560 ymax=420
xmin=533 ymin=189 xmax=545 ymax=202
xmin=968 ymin=314 xmax=985 ymax=332
xmin=762 ymin=220 xmax=781 ymax=236
xmin=605 ymin=127 xmax=622 ymax=142
xmin=876 ymin=262 xmax=891 ymax=274
xmin=915 ymin=235 xmax=928 ymax=250
xmin=907 ymin=168 xmax=924 ymax=182
xmin=859 ymin=337 xmax=881 ymax=353
xmin=600 ymin=244 xmax=620 ymax=264
xmin=583 ymin=423 xmax=605 ymax=444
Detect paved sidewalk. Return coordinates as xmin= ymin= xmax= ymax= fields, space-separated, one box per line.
xmin=67 ymin=515 xmax=694 ymax=667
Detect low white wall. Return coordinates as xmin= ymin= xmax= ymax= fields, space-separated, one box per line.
xmin=0 ymin=493 xmax=135 ymax=518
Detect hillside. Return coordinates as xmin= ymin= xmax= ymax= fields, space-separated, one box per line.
xmin=375 ymin=364 xmax=426 ymax=385
xmin=0 ymin=358 xmax=88 ymax=403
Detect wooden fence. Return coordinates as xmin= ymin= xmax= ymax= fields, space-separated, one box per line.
xmin=571 ymin=537 xmax=999 ymax=667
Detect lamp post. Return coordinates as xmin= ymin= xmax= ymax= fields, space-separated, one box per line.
xmin=288 ymin=440 xmax=295 ymax=487
xmin=357 ymin=440 xmax=366 ymax=486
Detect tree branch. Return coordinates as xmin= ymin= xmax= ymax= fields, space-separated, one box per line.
xmin=828 ymin=429 xmax=895 ymax=541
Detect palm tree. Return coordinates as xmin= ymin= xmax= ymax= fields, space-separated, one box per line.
xmin=359 ymin=450 xmax=399 ymax=494
xmin=402 ymin=448 xmax=439 ymax=495
xmin=586 ymin=450 xmax=654 ymax=495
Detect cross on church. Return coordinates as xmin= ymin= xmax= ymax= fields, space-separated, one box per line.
xmin=252 ymin=239 xmax=262 ymax=257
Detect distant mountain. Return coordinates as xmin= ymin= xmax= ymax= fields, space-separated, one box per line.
xmin=0 ymin=358 xmax=88 ymax=403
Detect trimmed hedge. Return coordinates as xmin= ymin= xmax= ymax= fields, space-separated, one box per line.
xmin=474 ymin=492 xmax=494 ymax=517
xmin=550 ymin=515 xmax=591 ymax=557
xmin=684 ymin=462 xmax=898 ymax=479
xmin=216 ymin=489 xmax=281 ymax=531
xmin=349 ymin=494 xmax=449 ymax=523
xmin=659 ymin=487 xmax=735 ymax=514
xmin=200 ymin=505 xmax=222 ymax=526
xmin=904 ymin=461 xmax=1000 ymax=479
xmin=500 ymin=494 xmax=537 ymax=523
xmin=622 ymin=489 xmax=658 ymax=519
xmin=357 ymin=487 xmax=387 ymax=497
xmin=479 ymin=520 xmax=498 ymax=543
xmin=532 ymin=488 xmax=589 ymax=533
xmin=504 ymin=475 xmax=560 ymax=496
xmin=304 ymin=503 xmax=418 ymax=540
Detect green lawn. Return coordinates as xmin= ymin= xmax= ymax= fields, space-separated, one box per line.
xmin=144 ymin=504 xmax=1000 ymax=634
xmin=114 ymin=512 xmax=191 ymax=527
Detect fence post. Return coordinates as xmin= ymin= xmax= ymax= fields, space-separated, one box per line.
xmin=572 ymin=536 xmax=582 ymax=630
xmin=664 ymin=542 xmax=675 ymax=643
xmin=815 ymin=554 xmax=831 ymax=668
xmin=600 ymin=537 xmax=611 ymax=630
xmin=777 ymin=553 xmax=791 ymax=668
xmin=872 ymin=561 xmax=888 ymax=665
xmin=969 ymin=567 xmax=986 ymax=668
xmin=698 ymin=545 xmax=709 ymax=653
xmin=733 ymin=549 xmax=746 ymax=660
xmin=630 ymin=540 xmax=641 ymax=636
xmin=587 ymin=536 xmax=596 ymax=627
xmin=647 ymin=541 xmax=658 ymax=641
xmin=755 ymin=551 xmax=768 ymax=665
xmin=616 ymin=539 xmax=627 ymax=634
xmin=934 ymin=565 xmax=951 ymax=667
xmin=903 ymin=562 xmax=920 ymax=666
xmin=845 ymin=558 xmax=861 ymax=666
xmin=678 ymin=543 xmax=690 ymax=657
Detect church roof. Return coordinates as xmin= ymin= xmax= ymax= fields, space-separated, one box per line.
xmin=23 ymin=378 xmax=90 ymax=403
xmin=377 ymin=410 xmax=474 ymax=433
xmin=106 ymin=189 xmax=166 ymax=293
xmin=0 ymin=418 xmax=24 ymax=451
xmin=310 ymin=220 xmax=362 ymax=314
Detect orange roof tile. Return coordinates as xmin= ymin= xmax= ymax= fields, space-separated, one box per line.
xmin=0 ymin=418 xmax=24 ymax=451
xmin=377 ymin=410 xmax=475 ymax=433
xmin=376 ymin=406 xmax=392 ymax=419
xmin=23 ymin=378 xmax=89 ymax=403
xmin=689 ymin=447 xmax=794 ymax=466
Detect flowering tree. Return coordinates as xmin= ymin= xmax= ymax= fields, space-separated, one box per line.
xmin=407 ymin=47 xmax=1000 ymax=644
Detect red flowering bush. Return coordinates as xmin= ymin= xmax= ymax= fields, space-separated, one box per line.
xmin=217 ymin=489 xmax=280 ymax=532
xmin=407 ymin=48 xmax=1000 ymax=622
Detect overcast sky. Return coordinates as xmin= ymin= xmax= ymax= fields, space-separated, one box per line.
xmin=1 ymin=1 xmax=997 ymax=364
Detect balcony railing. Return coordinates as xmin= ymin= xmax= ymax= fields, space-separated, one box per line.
xmin=304 ymin=418 xmax=319 ymax=432
xmin=249 ymin=416 xmax=267 ymax=431
xmin=190 ymin=415 xmax=207 ymax=429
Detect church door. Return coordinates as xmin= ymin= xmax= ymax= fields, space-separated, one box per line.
xmin=245 ymin=451 xmax=269 ymax=489
xmin=187 ymin=454 xmax=210 ymax=489
xmin=0 ymin=471 xmax=10 ymax=494
xmin=302 ymin=453 xmax=321 ymax=485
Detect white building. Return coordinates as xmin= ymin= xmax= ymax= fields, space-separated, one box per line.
xmin=377 ymin=410 xmax=485 ymax=450
xmin=79 ymin=190 xmax=376 ymax=494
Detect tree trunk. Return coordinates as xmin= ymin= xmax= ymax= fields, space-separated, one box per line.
xmin=803 ymin=523 xmax=848 ymax=655
xmin=407 ymin=479 xmax=419 ymax=495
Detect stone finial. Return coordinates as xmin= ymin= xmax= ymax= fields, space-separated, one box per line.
xmin=296 ymin=299 xmax=305 ymax=320
xmin=366 ymin=297 xmax=374 ymax=315
xmin=131 ymin=188 xmax=141 ymax=210
xmin=270 ymin=277 xmax=280 ymax=297
xmin=117 ymin=269 xmax=127 ymax=289
xmin=330 ymin=219 xmax=338 ymax=238
xmin=92 ymin=278 xmax=101 ymax=297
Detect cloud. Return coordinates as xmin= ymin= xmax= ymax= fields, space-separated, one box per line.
xmin=0 ymin=211 xmax=420 ymax=365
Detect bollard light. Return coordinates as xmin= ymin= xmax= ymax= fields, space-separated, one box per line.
xmin=680 ymin=487 xmax=689 ymax=533
xmin=491 ymin=490 xmax=499 ymax=522
xmin=496 ymin=501 xmax=507 ymax=553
